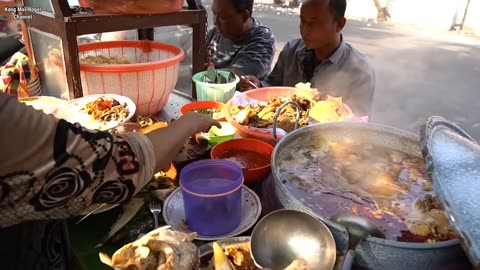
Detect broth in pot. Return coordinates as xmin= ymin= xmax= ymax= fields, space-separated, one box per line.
xmin=278 ymin=139 xmax=456 ymax=243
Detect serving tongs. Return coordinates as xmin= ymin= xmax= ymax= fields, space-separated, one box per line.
xmin=272 ymin=101 xmax=302 ymax=141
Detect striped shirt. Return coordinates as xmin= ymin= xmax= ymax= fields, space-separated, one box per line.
xmin=207 ymin=18 xmax=276 ymax=81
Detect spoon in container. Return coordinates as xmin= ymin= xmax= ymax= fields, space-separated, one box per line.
xmin=330 ymin=213 xmax=385 ymax=270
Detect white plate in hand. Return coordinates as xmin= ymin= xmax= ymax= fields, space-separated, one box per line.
xmin=62 ymin=94 xmax=136 ymax=131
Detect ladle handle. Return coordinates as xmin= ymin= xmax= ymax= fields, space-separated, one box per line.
xmin=340 ymin=249 xmax=356 ymax=270
xmin=272 ymin=101 xmax=301 ymax=142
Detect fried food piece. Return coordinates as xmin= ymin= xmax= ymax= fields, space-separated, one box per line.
xmin=258 ymin=104 xmax=277 ymax=119
xmin=212 ymin=242 xmax=235 ymax=270
xmin=234 ymin=105 xmax=256 ymax=125
xmin=309 ymin=100 xmax=342 ymax=122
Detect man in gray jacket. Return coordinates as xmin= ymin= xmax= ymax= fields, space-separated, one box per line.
xmin=241 ymin=0 xmax=375 ymax=117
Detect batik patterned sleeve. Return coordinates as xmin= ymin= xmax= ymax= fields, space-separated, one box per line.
xmin=231 ymin=26 xmax=276 ymax=80
xmin=0 ymin=93 xmax=156 ymax=228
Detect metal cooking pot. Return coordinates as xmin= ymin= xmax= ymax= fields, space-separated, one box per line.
xmin=271 ymin=122 xmax=468 ymax=270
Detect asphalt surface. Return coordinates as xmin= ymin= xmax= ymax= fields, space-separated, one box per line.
xmin=181 ymin=1 xmax=480 ymax=140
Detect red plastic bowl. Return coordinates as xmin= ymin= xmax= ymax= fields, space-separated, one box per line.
xmin=180 ymin=101 xmax=226 ymax=121
xmin=210 ymin=138 xmax=273 ymax=186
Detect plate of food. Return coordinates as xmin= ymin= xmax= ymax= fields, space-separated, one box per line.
xmin=63 ymin=94 xmax=136 ymax=131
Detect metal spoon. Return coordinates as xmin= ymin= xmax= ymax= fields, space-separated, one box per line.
xmin=240 ymin=75 xmax=259 ymax=89
xmin=250 ymin=209 xmax=336 ymax=270
xmin=330 ymin=213 xmax=385 ymax=270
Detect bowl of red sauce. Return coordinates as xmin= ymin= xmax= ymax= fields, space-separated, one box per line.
xmin=211 ymin=138 xmax=273 ymax=185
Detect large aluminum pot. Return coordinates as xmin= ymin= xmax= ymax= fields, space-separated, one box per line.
xmin=271 ymin=122 xmax=467 ymax=270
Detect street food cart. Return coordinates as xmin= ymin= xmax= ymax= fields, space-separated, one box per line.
xmin=2 ymin=0 xmax=479 ymax=269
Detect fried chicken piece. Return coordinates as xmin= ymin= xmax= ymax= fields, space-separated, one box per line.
xmin=229 ymin=105 xmax=241 ymax=115
xmin=258 ymin=104 xmax=277 ymax=119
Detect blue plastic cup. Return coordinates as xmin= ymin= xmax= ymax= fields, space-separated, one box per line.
xmin=180 ymin=159 xmax=244 ymax=236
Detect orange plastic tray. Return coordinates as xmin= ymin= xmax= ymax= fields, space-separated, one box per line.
xmin=224 ymin=87 xmax=353 ymax=145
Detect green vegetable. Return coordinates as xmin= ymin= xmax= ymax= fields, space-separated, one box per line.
xmin=195 ymin=109 xmax=223 ymax=119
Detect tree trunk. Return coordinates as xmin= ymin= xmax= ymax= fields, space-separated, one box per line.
xmin=372 ymin=0 xmax=388 ymax=22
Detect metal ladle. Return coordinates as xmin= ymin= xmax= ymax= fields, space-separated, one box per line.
xmin=330 ymin=213 xmax=385 ymax=270
xmin=250 ymin=209 xmax=336 ymax=270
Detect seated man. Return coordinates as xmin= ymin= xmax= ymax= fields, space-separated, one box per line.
xmin=207 ymin=0 xmax=276 ymax=81
xmin=241 ymin=0 xmax=375 ymax=116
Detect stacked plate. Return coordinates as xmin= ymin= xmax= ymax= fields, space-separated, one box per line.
xmin=27 ymin=77 xmax=42 ymax=96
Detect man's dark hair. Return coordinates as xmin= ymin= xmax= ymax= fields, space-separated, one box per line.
xmin=328 ymin=0 xmax=347 ymax=19
xmin=230 ymin=0 xmax=254 ymax=15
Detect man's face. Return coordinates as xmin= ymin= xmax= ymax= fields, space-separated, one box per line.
xmin=212 ymin=0 xmax=246 ymax=40
xmin=300 ymin=1 xmax=344 ymax=49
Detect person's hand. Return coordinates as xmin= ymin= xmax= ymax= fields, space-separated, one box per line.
xmin=181 ymin=111 xmax=221 ymax=134
xmin=239 ymin=75 xmax=261 ymax=91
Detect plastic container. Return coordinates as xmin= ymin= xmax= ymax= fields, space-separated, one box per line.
xmin=78 ymin=0 xmax=184 ymax=15
xmin=180 ymin=100 xmax=226 ymax=121
xmin=211 ymin=138 xmax=273 ymax=186
xmin=77 ymin=41 xmax=184 ymax=115
xmin=179 ymin=159 xmax=244 ymax=236
xmin=201 ymin=122 xmax=236 ymax=146
xmin=192 ymin=71 xmax=239 ymax=102
xmin=224 ymin=87 xmax=353 ymax=145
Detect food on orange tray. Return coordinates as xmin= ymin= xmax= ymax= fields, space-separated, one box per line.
xmin=278 ymin=139 xmax=456 ymax=243
xmin=84 ymin=97 xmax=129 ymax=123
xmin=81 ymin=55 xmax=131 ymax=64
xmin=229 ymin=83 xmax=348 ymax=133
xmin=229 ymin=94 xmax=313 ymax=133
xmin=99 ymin=226 xmax=198 ymax=270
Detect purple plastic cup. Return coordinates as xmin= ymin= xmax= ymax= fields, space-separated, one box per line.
xmin=180 ymin=159 xmax=244 ymax=236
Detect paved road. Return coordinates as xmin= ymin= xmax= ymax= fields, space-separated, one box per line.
xmin=188 ymin=2 xmax=480 ymax=139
